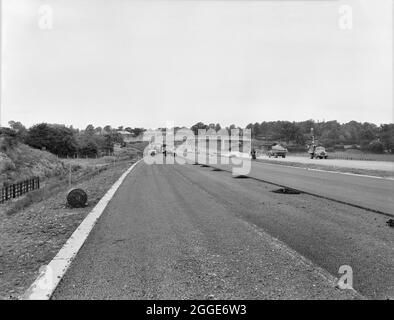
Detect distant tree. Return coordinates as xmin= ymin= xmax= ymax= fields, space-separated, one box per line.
xmin=8 ymin=120 xmax=26 ymax=132
xmin=111 ymin=131 xmax=124 ymax=144
xmin=101 ymin=133 xmax=115 ymax=155
xmin=360 ymin=123 xmax=377 ymax=141
xmin=191 ymin=122 xmax=208 ymax=135
xmin=215 ymin=123 xmax=221 ymax=132
xmin=320 ymin=121 xmax=341 ymax=147
xmin=0 ymin=127 xmax=18 ymax=151
xmin=26 ymin=123 xmax=78 ymax=157
xmin=131 ymin=128 xmax=145 ymax=137
xmin=278 ymin=122 xmax=299 ymax=144
xmin=252 ymin=122 xmax=261 ymax=137
xmin=380 ymin=124 xmax=394 ymax=152
xmin=8 ymin=120 xmax=28 ymax=141
xmin=368 ymin=140 xmax=385 ymax=153
xmin=94 ymin=126 xmax=103 ymax=134
xmin=78 ymin=138 xmax=99 ymax=157
xmin=103 ymin=125 xmax=112 ymax=133
xmin=85 ymin=124 xmax=95 ymax=135
xmin=299 ymin=119 xmax=316 ymax=134
xmin=340 ymin=121 xmax=363 ymax=145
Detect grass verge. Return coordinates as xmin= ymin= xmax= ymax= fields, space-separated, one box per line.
xmin=0 ymin=157 xmax=139 ymax=299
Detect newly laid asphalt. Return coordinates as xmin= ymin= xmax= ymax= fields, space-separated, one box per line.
xmin=52 ymin=159 xmax=394 ymax=300
xmin=206 ymin=154 xmax=394 ymax=215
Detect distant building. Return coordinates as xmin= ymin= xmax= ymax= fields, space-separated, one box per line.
xmin=117 ymin=130 xmax=142 ymax=143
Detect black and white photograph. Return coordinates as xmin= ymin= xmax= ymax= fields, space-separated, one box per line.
xmin=0 ymin=0 xmax=393 ymax=308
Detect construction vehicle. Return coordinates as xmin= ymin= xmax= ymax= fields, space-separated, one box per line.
xmin=267 ymin=144 xmax=287 ymax=158
xmin=307 ymin=128 xmax=328 ymax=159
xmin=308 ymin=145 xmax=328 ymax=159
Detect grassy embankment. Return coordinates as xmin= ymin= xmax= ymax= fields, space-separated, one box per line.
xmin=0 ymin=141 xmax=143 ymax=299
xmin=0 ymin=141 xmax=141 ymax=215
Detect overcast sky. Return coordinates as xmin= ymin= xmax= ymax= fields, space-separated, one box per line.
xmin=1 ymin=0 xmax=392 ymax=129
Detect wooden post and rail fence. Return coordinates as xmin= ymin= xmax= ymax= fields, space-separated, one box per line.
xmin=0 ymin=177 xmax=40 ymax=204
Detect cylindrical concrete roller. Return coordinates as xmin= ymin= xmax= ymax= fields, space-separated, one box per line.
xmin=67 ymin=188 xmax=88 ymax=208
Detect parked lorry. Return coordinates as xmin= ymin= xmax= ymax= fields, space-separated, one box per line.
xmin=267 ymin=144 xmax=287 ymax=158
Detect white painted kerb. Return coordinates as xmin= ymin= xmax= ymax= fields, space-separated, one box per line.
xmin=21 ymin=159 xmax=142 ymax=300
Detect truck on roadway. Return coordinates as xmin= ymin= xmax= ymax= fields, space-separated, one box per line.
xmin=267 ymin=144 xmax=288 ymax=158
xmin=308 ymin=145 xmax=328 ymax=159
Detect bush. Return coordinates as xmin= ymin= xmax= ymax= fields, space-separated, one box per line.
xmin=26 ymin=123 xmax=78 ymax=157
xmin=0 ymin=154 xmax=16 ymax=174
xmin=78 ymin=139 xmax=99 ymax=157
xmin=0 ymin=128 xmax=18 ymax=152
xmin=367 ymin=140 xmax=384 ymax=153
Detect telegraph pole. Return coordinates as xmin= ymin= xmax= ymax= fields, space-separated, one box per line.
xmin=311 ymin=128 xmax=315 ymax=145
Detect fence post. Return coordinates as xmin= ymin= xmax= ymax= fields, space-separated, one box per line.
xmin=69 ymin=163 xmax=72 ymax=189
xmin=0 ymin=177 xmax=41 ymax=203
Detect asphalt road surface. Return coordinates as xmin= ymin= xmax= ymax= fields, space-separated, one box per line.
xmin=53 ymin=160 xmax=394 ymax=300
xmin=206 ymin=154 xmax=394 ymax=215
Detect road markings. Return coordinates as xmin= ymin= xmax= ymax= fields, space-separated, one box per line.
xmin=21 ymin=159 xmax=142 ymax=300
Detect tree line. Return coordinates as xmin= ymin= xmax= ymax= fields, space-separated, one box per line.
xmin=189 ymin=120 xmax=393 ymax=153
xmin=4 ymin=122 xmax=145 ymax=158
xmin=2 ymin=119 xmax=393 ymax=155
